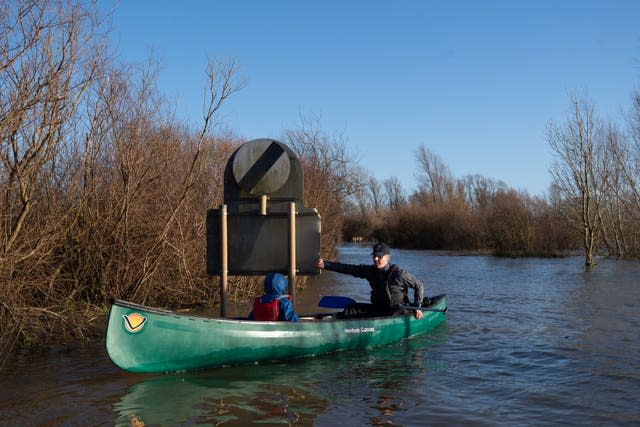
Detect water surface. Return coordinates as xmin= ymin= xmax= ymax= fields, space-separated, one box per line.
xmin=1 ymin=245 xmax=639 ymax=425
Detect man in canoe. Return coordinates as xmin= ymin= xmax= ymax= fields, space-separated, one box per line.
xmin=316 ymin=242 xmax=425 ymax=320
xmin=248 ymin=272 xmax=299 ymax=322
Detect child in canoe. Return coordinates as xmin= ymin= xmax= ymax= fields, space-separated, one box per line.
xmin=248 ymin=272 xmax=299 ymax=322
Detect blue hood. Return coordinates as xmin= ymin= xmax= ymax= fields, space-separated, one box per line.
xmin=263 ymin=272 xmax=287 ymax=296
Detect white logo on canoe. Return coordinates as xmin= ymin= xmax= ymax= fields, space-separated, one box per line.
xmin=344 ymin=327 xmax=375 ymax=334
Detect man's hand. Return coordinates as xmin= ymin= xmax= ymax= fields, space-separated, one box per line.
xmin=414 ymin=309 xmax=423 ymax=320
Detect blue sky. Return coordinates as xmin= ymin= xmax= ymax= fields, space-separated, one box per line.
xmin=102 ymin=1 xmax=640 ymax=197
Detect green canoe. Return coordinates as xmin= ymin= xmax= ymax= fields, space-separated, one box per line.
xmin=105 ymin=295 xmax=447 ymax=373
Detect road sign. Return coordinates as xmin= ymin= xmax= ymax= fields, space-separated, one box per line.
xmin=232 ymin=139 xmax=291 ymax=196
xmin=223 ymin=139 xmax=303 ymax=209
xmin=209 ymin=138 xmax=320 ymax=280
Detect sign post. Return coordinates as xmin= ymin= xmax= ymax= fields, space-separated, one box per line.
xmin=219 ymin=204 xmax=228 ymax=318
xmin=288 ymin=202 xmax=297 ymax=301
xmin=207 ymin=139 xmax=321 ymax=317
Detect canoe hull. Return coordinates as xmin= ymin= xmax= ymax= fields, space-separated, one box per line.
xmin=105 ymin=296 xmax=447 ymax=373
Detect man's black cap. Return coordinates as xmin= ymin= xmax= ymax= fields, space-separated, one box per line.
xmin=371 ymin=242 xmax=390 ymax=257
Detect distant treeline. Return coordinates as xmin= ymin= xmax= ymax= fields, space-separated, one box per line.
xmin=344 ymin=178 xmax=579 ymax=258
xmin=2 ymin=0 xmax=639 ymax=363
xmin=343 ymin=93 xmax=640 ymax=266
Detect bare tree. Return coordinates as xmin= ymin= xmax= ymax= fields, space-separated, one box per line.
xmin=284 ymin=114 xmax=365 ymax=203
xmin=1 ymin=0 xmax=102 ymax=255
xmin=0 ymin=0 xmax=247 ymax=364
xmin=548 ymin=95 xmax=605 ymax=268
xmin=283 ymin=114 xmax=365 ymax=253
xmin=367 ymin=176 xmax=384 ymax=215
xmin=74 ymin=57 xmax=244 ymax=304
xmin=597 ymin=125 xmax=628 ymax=257
xmin=0 ymin=0 xmax=106 ymax=365
xmin=414 ymin=145 xmax=455 ymax=204
xmin=383 ymin=176 xmax=405 ymax=210
xmin=598 ymin=90 xmax=640 ymax=258
xmin=487 ymin=189 xmax=534 ymax=257
xmin=458 ymin=174 xmax=507 ymax=211
xmin=619 ymin=90 xmax=640 ymax=214
xmin=630 ymin=91 xmax=640 ymax=144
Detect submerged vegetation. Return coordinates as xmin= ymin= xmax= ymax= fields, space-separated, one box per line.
xmin=2 ymin=0 xmax=640 ymax=366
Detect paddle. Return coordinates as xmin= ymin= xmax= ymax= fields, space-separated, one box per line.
xmin=318 ymin=295 xmax=447 ymax=313
xmin=318 ymin=295 xmax=357 ymax=309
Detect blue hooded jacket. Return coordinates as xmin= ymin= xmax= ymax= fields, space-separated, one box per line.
xmin=248 ymin=273 xmax=299 ymax=321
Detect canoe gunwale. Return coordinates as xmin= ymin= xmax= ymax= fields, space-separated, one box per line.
xmin=109 ymin=294 xmax=447 ymax=325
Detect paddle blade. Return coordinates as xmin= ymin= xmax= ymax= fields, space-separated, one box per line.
xmin=318 ymin=295 xmax=357 ymax=309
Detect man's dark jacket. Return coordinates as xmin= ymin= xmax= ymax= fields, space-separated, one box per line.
xmin=323 ymin=261 xmax=424 ymax=308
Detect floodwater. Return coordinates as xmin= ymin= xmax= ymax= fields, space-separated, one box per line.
xmin=1 ymin=244 xmax=639 ymax=426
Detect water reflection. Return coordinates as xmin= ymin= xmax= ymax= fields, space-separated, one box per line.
xmin=114 ymin=372 xmax=320 ymax=425
xmin=112 ymin=329 xmax=448 ymax=426
xmin=3 ymin=249 xmax=639 ymax=426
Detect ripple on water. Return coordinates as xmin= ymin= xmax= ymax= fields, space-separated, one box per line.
xmin=1 ymin=252 xmax=639 ymax=426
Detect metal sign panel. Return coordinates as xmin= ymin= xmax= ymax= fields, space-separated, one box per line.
xmin=206 ymin=209 xmax=321 ymax=276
